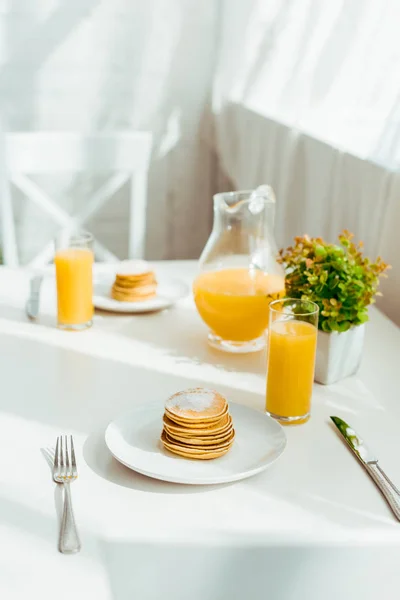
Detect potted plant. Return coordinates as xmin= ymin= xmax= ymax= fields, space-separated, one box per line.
xmin=278 ymin=231 xmax=390 ymax=384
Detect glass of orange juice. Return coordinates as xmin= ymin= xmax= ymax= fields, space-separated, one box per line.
xmin=266 ymin=298 xmax=319 ymax=425
xmin=54 ymin=231 xmax=94 ymax=330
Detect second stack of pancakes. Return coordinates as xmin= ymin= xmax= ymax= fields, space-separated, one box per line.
xmin=161 ymin=388 xmax=235 ymax=460
xmin=111 ymin=261 xmax=157 ymax=302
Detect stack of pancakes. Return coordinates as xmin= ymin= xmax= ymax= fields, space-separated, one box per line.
xmin=161 ymin=388 xmax=235 ymax=460
xmin=111 ymin=261 xmax=157 ymax=302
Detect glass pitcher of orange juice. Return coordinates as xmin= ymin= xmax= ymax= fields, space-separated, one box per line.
xmin=193 ymin=186 xmax=285 ymax=353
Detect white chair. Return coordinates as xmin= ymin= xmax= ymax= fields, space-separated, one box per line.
xmin=0 ymin=131 xmax=152 ymax=267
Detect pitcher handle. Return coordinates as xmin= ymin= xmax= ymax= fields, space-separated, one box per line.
xmin=250 ymin=184 xmax=276 ymax=225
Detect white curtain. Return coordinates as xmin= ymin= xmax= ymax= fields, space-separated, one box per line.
xmin=0 ymin=0 xmax=218 ymax=262
xmin=214 ymin=0 xmax=400 ymax=325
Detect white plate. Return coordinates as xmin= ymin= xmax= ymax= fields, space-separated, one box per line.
xmin=105 ymin=402 xmax=287 ymax=485
xmin=93 ymin=277 xmax=189 ymax=313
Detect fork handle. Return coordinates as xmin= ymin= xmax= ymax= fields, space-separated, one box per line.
xmin=59 ymin=482 xmax=81 ymax=554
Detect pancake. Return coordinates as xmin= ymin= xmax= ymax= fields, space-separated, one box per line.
xmin=163 ymin=414 xmax=232 ymax=436
xmin=165 ymin=388 xmax=227 ymax=421
xmin=163 ymin=446 xmax=232 ymax=460
xmin=111 ymin=283 xmax=157 ymax=300
xmin=111 ymin=288 xmax=157 ymax=302
xmin=161 ymin=430 xmax=234 ymax=458
xmin=164 ymin=407 xmax=229 ymax=429
xmin=165 ymin=429 xmax=235 ymax=447
xmin=114 ymin=274 xmax=156 ymax=288
xmin=163 ymin=431 xmax=234 ymax=450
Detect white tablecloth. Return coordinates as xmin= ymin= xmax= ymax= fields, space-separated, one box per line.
xmin=1 ymin=261 xmax=400 ymax=600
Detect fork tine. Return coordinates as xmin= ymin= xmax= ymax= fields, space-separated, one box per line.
xmin=60 ymin=435 xmax=64 ymax=475
xmin=54 ymin=437 xmax=59 ymax=470
xmin=65 ymin=435 xmax=70 ymax=477
xmin=70 ymin=435 xmax=77 ymax=475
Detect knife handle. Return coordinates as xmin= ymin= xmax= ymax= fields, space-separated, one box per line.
xmin=365 ymin=463 xmax=400 ymax=521
xmin=26 ymin=275 xmax=43 ymax=320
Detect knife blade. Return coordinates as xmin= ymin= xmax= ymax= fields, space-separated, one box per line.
xmin=331 ymin=416 xmax=400 ymax=521
xmin=330 ymin=416 xmax=377 ymax=464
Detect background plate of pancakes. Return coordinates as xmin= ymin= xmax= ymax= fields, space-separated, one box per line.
xmin=105 ymin=400 xmax=287 ymax=485
xmin=93 ymin=260 xmax=189 ymax=313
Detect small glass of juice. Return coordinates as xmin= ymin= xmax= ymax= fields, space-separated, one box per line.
xmin=266 ymin=298 xmax=319 ymax=425
xmin=54 ymin=231 xmax=94 ymax=331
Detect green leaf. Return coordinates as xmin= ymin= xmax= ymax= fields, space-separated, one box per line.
xmin=319 ymin=271 xmax=328 ymax=284
xmin=321 ymin=320 xmax=332 ymax=332
xmin=357 ymin=311 xmax=369 ymax=324
xmin=315 ymin=245 xmax=327 ymax=258
xmin=353 ymin=279 xmax=364 ymax=288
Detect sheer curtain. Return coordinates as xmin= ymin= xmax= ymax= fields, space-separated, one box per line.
xmin=214 ymin=0 xmax=400 ymax=324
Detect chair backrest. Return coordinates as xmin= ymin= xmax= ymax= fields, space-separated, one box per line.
xmin=3 ymin=132 xmax=152 ymax=173
xmin=0 ymin=131 xmax=153 ymax=266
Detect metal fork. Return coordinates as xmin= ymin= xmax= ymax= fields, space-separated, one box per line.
xmin=53 ymin=435 xmax=81 ymax=554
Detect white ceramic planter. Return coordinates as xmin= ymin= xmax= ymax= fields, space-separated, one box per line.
xmin=314 ymin=324 xmax=365 ymax=385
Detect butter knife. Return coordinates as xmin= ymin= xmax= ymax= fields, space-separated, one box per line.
xmin=331 ymin=416 xmax=400 ymax=521
xmin=25 ymin=275 xmax=43 ymax=320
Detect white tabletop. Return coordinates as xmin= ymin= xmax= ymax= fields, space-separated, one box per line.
xmin=1 ymin=261 xmax=400 ymax=600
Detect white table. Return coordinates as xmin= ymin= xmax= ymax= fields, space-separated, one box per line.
xmin=1 ymin=261 xmax=400 ymax=600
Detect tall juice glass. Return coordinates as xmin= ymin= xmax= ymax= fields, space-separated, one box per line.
xmin=266 ymin=299 xmax=319 ymax=425
xmin=54 ymin=231 xmax=94 ymax=330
